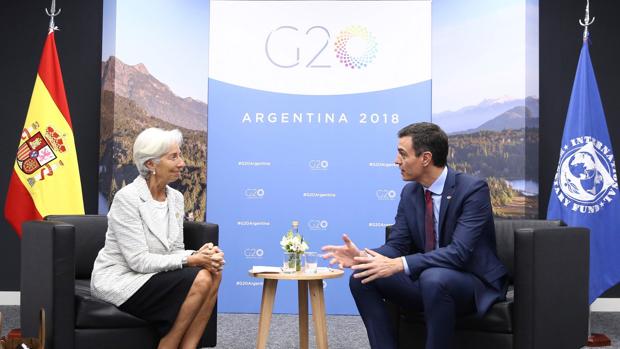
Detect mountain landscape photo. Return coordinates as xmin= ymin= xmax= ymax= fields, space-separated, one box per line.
xmin=436 ymin=96 xmax=540 ymax=218
xmin=99 ymin=56 xmax=208 ymax=220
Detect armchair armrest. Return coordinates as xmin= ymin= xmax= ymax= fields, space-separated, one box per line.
xmin=514 ymin=226 xmax=589 ymax=349
xmin=21 ymin=220 xmax=76 ymax=349
xmin=183 ymin=222 xmax=219 ymax=250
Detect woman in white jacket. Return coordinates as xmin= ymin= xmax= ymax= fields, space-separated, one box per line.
xmin=91 ymin=128 xmax=223 ymax=349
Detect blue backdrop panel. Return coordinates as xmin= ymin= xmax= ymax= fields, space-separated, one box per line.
xmin=207 ymin=0 xmax=431 ymax=314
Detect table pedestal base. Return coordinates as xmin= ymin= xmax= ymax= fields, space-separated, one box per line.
xmin=256 ymin=279 xmax=329 ymax=349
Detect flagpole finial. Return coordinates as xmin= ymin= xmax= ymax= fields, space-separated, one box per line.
xmin=45 ymin=0 xmax=61 ymax=33
xmin=579 ymin=0 xmax=595 ymax=41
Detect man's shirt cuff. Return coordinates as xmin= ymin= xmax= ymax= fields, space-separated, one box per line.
xmin=401 ymin=256 xmax=411 ymax=275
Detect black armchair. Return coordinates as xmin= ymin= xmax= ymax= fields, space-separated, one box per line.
xmin=20 ymin=214 xmax=218 ymax=349
xmin=388 ymin=219 xmax=590 ymax=349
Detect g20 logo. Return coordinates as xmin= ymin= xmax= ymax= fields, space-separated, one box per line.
xmin=308 ymin=219 xmax=329 ymax=230
xmin=334 ymin=25 xmax=379 ymax=69
xmin=376 ymin=189 xmax=397 ymax=201
xmin=308 ymin=160 xmax=329 ymax=170
xmin=265 ymin=25 xmax=378 ymax=69
xmin=244 ymin=188 xmax=265 ymax=199
xmin=244 ymin=248 xmax=264 ymax=259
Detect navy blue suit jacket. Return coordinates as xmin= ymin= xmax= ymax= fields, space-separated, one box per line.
xmin=375 ymin=167 xmax=507 ymax=315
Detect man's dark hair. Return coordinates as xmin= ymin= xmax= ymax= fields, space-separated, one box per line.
xmin=397 ymin=122 xmax=449 ymax=167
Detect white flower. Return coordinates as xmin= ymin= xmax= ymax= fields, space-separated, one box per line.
xmin=280 ymin=230 xmax=309 ymax=253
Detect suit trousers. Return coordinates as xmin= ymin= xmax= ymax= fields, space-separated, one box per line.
xmin=349 ymin=267 xmax=478 ymax=349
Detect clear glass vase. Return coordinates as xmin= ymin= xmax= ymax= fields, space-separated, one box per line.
xmin=283 ymin=252 xmax=302 ymax=273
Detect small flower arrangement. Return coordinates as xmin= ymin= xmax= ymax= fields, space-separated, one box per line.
xmin=280 ymin=226 xmax=308 ymax=272
xmin=280 ymin=230 xmax=309 ymax=253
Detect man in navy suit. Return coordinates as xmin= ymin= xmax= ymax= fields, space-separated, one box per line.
xmin=322 ymin=122 xmax=507 ymax=349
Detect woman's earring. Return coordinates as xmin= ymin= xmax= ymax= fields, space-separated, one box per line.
xmin=152 ymin=169 xmax=156 ymax=175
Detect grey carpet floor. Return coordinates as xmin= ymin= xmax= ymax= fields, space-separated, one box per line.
xmin=217 ymin=313 xmax=369 ymax=349
xmin=1 ymin=306 xmax=619 ymax=348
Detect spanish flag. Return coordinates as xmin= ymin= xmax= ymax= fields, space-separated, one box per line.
xmin=4 ymin=29 xmax=84 ymax=238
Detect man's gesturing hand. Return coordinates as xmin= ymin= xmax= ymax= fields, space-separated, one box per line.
xmin=321 ymin=234 xmax=361 ymax=268
xmin=351 ymin=248 xmax=404 ymax=284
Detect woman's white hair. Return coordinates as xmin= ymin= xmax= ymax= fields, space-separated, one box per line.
xmin=133 ymin=128 xmax=183 ymax=177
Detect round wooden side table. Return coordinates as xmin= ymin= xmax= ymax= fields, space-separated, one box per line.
xmin=249 ymin=268 xmax=344 ymax=349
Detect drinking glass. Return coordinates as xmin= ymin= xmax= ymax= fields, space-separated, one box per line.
xmin=282 ymin=252 xmax=299 ymax=273
xmin=304 ymin=252 xmax=318 ymax=273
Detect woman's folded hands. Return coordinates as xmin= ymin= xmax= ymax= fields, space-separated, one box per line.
xmin=189 ymin=243 xmax=225 ymax=272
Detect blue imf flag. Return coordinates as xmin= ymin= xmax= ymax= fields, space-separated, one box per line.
xmin=547 ymin=39 xmax=620 ymax=304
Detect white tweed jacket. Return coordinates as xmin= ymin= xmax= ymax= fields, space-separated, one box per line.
xmin=90 ymin=176 xmax=193 ymax=306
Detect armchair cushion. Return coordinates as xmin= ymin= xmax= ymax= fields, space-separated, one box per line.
xmin=74 ymin=280 xmax=148 ymax=329
xmin=399 ymin=287 xmax=513 ymax=334
xmin=455 ymin=291 xmax=513 ymax=333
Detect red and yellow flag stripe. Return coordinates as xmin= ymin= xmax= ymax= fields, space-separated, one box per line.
xmin=4 ymin=31 xmax=84 ymax=237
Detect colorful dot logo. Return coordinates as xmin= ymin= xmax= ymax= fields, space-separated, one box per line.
xmin=334 ymin=25 xmax=378 ymax=69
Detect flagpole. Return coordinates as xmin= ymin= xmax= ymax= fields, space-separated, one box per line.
xmin=581 ymin=2 xmax=610 ymax=345
xmin=45 ymin=0 xmax=61 ymax=33
xmin=578 ymin=0 xmax=594 ymax=41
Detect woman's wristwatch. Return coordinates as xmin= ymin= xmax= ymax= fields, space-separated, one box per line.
xmin=182 ymin=251 xmax=198 ymax=267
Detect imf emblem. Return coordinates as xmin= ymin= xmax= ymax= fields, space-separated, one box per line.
xmin=553 ymin=138 xmax=618 ymax=214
